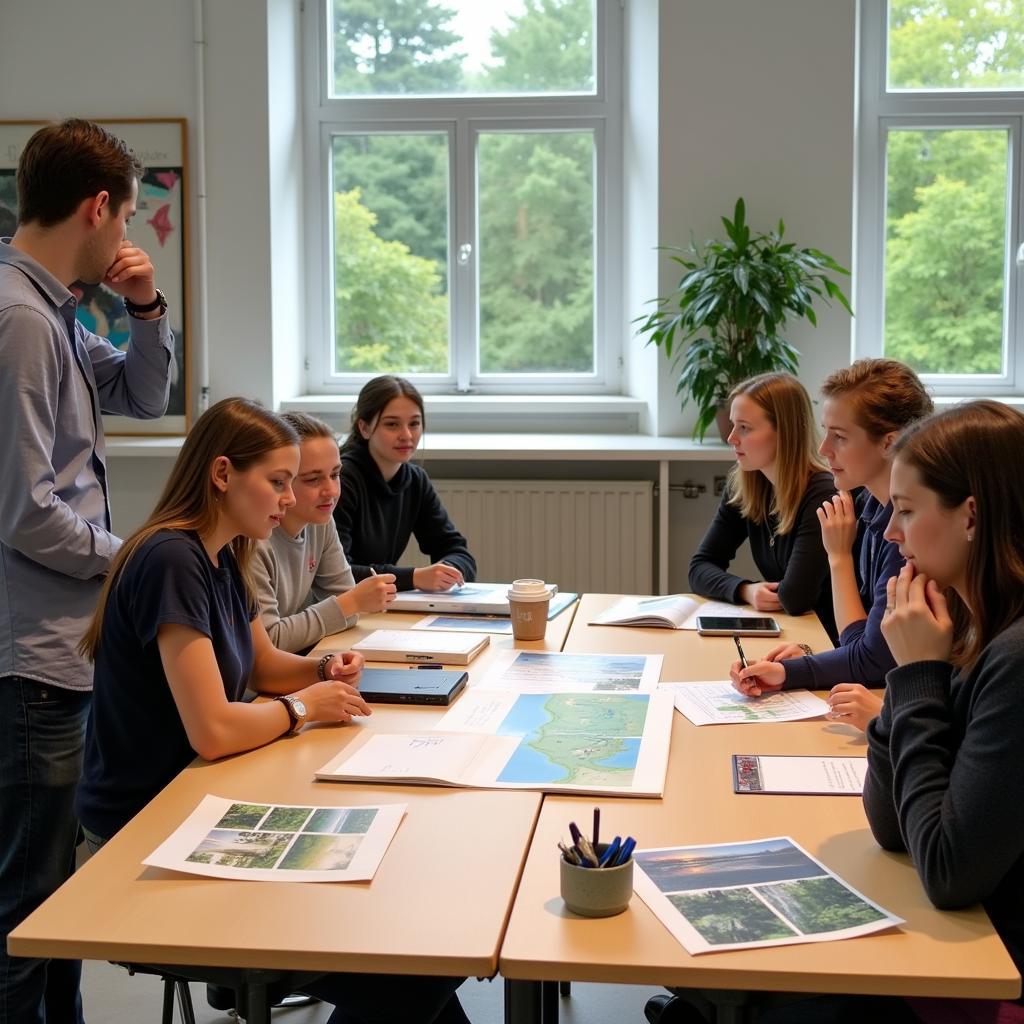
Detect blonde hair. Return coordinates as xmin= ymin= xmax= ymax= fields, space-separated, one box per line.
xmin=80 ymin=398 xmax=299 ymax=660
xmin=726 ymin=373 xmax=825 ymax=535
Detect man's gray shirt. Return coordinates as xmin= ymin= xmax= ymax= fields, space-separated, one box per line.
xmin=0 ymin=240 xmax=173 ymax=690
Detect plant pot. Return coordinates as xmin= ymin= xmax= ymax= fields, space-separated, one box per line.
xmin=714 ymin=405 xmax=732 ymax=444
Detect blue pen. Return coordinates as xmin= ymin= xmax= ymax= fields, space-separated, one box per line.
xmin=615 ymin=837 xmax=636 ymax=866
xmin=598 ymin=836 xmax=622 ymax=868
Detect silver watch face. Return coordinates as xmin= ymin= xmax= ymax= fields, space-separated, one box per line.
xmin=291 ymin=698 xmax=307 ymax=719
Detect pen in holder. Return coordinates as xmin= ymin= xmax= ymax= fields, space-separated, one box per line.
xmin=559 ymin=842 xmax=634 ymax=918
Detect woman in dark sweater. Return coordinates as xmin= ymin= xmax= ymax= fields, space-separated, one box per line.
xmin=732 ymin=360 xmax=933 ymax=732
xmin=865 ymin=400 xmax=1024 ymax=1021
xmin=689 ymin=372 xmax=837 ymax=637
xmin=334 ymin=376 xmax=476 ymax=592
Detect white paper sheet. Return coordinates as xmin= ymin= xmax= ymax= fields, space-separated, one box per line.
xmin=733 ymin=755 xmax=868 ymax=795
xmin=664 ymin=682 xmax=829 ymax=726
xmin=633 ymin=836 xmax=903 ymax=955
xmin=317 ymin=689 xmax=675 ymax=797
xmin=143 ymin=795 xmax=405 ymax=882
xmin=473 ymin=649 xmax=663 ymax=693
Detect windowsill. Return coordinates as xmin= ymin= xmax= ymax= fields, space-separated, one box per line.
xmin=104 ymin=431 xmax=734 ymax=460
xmin=279 ymin=393 xmax=650 ymax=435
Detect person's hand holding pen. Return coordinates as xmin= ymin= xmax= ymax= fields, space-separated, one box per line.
xmin=413 ymin=561 xmax=465 ymax=592
xmin=346 ymin=566 xmax=397 ymax=614
xmin=730 ymin=635 xmax=787 ymax=697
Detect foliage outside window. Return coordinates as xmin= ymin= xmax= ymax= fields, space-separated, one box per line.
xmin=307 ymin=0 xmax=619 ymax=393
xmin=857 ymin=0 xmax=1024 ymax=390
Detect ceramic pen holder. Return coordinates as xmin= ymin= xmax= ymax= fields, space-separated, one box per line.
xmin=560 ymin=843 xmax=633 ymax=918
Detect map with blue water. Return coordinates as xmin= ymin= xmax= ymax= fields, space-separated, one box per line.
xmin=495 ymin=693 xmax=648 ymax=787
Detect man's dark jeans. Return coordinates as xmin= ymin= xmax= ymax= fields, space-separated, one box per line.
xmin=0 ymin=677 xmax=89 ymax=1024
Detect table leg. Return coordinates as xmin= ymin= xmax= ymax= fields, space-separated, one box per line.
xmin=504 ymin=978 xmax=544 ymax=1024
xmin=542 ymin=979 xmax=559 ymax=1023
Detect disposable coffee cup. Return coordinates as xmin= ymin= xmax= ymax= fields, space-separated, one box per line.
xmin=560 ymin=844 xmax=634 ymax=918
xmin=506 ymin=579 xmax=553 ymax=641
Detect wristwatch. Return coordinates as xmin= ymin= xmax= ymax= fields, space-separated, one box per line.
xmin=124 ymin=288 xmax=167 ymax=318
xmin=275 ymin=694 xmax=308 ymax=734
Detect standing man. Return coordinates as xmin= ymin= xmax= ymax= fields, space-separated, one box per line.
xmin=0 ymin=119 xmax=173 ymax=1023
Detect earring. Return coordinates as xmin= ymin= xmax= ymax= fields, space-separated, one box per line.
xmin=967 ymin=534 xmax=973 ymax=542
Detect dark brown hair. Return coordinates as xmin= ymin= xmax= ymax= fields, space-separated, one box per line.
xmin=892 ymin=400 xmax=1024 ymax=668
xmin=820 ymin=358 xmax=933 ymax=439
xmin=80 ymin=399 xmax=299 ymax=660
xmin=342 ymin=375 xmax=425 ymax=452
xmin=16 ymin=119 xmax=143 ymax=227
xmin=726 ymin=373 xmax=826 ymax=534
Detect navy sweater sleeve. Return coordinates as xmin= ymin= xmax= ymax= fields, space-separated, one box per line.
xmin=864 ymin=622 xmax=1024 ymax=943
xmin=781 ymin=528 xmax=900 ymax=690
xmin=688 ymin=494 xmax=751 ymax=603
xmin=410 ymin=472 xmax=476 ymax=584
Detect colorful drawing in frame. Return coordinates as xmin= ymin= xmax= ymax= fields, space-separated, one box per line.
xmin=0 ymin=118 xmax=189 ymax=434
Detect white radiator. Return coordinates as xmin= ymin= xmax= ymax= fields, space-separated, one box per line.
xmin=400 ymin=480 xmax=654 ymax=594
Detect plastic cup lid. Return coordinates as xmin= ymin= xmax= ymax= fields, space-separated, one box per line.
xmin=507 ymin=579 xmax=553 ymax=602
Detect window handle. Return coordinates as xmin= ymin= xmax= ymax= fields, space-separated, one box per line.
xmin=457 ymin=243 xmax=473 ymax=266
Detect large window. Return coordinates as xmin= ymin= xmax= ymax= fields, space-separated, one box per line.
xmin=304 ymin=0 xmax=622 ymax=394
xmin=856 ymin=0 xmax=1024 ymax=392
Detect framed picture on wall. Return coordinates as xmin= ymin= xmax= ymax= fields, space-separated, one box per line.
xmin=0 ymin=118 xmax=190 ymax=435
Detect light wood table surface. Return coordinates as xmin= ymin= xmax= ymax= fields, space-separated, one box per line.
xmin=9 ymin=600 xmax=581 ymax=1020
xmin=501 ymin=596 xmax=1021 ymax=1022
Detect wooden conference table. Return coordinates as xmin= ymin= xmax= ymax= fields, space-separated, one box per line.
xmin=6 ymin=602 xmax=578 ymax=1023
xmin=500 ymin=595 xmax=1021 ymax=1023
xmin=9 ymin=594 xmax=1020 ymax=1024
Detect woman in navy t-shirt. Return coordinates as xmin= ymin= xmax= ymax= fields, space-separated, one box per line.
xmin=76 ymin=397 xmax=470 ymax=1024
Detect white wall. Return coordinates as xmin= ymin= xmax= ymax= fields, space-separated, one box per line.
xmin=0 ymin=0 xmax=858 ymax=585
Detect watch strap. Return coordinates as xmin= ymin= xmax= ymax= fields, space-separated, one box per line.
xmin=274 ymin=695 xmax=300 ymax=733
xmin=124 ymin=289 xmax=167 ymax=317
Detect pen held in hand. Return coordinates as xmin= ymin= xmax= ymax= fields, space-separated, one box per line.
xmin=733 ymin=635 xmax=748 ymax=670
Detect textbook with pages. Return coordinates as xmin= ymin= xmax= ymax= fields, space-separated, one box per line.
xmin=590 ymin=595 xmax=758 ymax=630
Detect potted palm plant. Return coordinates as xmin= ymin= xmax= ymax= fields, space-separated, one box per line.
xmin=635 ymin=198 xmax=853 ymax=441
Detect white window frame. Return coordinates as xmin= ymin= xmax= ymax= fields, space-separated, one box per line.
xmin=302 ymin=0 xmax=623 ymax=396
xmin=855 ymin=0 xmax=1024 ymax=396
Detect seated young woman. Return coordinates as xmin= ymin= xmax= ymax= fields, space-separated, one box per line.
xmin=75 ymin=398 xmax=469 ymax=1024
xmin=863 ymin=400 xmax=1024 ymax=1024
xmin=688 ymin=372 xmax=837 ymax=638
xmin=252 ymin=412 xmax=397 ymax=653
xmin=731 ymin=359 xmax=933 ymax=733
xmin=334 ymin=375 xmax=476 ymax=592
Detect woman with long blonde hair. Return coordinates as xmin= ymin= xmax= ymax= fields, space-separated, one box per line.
xmin=689 ymin=372 xmax=837 ymax=636
xmin=76 ymin=397 xmax=469 ymax=1024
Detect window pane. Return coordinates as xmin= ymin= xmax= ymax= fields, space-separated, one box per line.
xmin=331 ymin=133 xmax=450 ymax=375
xmin=330 ymin=0 xmax=595 ymax=97
xmin=477 ymin=131 xmax=594 ymax=374
xmin=883 ymin=128 xmax=1009 ymax=375
xmin=887 ymin=1 xmax=1024 ymax=91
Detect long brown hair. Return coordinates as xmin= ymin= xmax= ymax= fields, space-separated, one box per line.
xmin=341 ymin=375 xmax=425 ymax=453
xmin=726 ymin=373 xmax=825 ymax=535
xmin=892 ymin=400 xmax=1024 ymax=669
xmin=80 ymin=398 xmax=299 ymax=660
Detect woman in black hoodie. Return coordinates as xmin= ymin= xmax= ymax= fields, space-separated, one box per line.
xmin=334 ymin=375 xmax=476 ymax=592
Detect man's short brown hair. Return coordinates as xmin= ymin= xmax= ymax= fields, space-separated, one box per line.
xmin=16 ymin=119 xmax=143 ymax=227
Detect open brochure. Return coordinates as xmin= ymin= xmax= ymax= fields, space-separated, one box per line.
xmin=665 ymin=682 xmax=829 ymax=726
xmin=143 ymin=795 xmax=405 ymax=882
xmin=633 ymin=836 xmax=902 ymax=954
xmin=315 ymin=689 xmax=674 ymax=797
xmin=590 ymin=596 xmax=762 ymax=630
xmin=733 ymin=755 xmax=868 ymax=795
xmin=473 ymin=649 xmax=663 ymax=693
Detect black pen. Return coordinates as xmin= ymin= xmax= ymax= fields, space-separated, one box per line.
xmin=733 ymin=635 xmax=748 ymax=669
